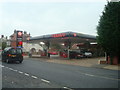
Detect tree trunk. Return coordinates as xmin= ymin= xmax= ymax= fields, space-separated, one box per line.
xmin=105 ymin=52 xmax=108 ymax=64
xmin=110 ymin=56 xmax=113 ymax=65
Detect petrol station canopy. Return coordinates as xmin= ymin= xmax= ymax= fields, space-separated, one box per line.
xmin=29 ymin=32 xmax=96 ymax=44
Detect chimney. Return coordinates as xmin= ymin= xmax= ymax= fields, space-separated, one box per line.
xmin=24 ymin=31 xmax=27 ymax=34
xmin=29 ymin=33 xmax=30 ymax=36
xmin=14 ymin=29 xmax=16 ymax=33
xmin=6 ymin=36 xmax=8 ymax=39
xmin=1 ymin=35 xmax=4 ymax=38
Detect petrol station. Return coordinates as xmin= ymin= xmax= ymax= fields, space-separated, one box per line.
xmin=29 ymin=31 xmax=100 ymax=59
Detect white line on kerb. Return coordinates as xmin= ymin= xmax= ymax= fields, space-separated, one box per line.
xmin=24 ymin=73 xmax=29 ymax=76
xmin=31 ymin=76 xmax=38 ymax=79
xmin=41 ymin=79 xmax=50 ymax=83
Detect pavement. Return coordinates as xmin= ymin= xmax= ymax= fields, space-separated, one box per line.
xmin=24 ymin=55 xmax=120 ymax=71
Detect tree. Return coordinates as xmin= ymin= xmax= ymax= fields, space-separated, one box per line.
xmin=97 ymin=1 xmax=120 ymax=64
xmin=2 ymin=42 xmax=7 ymax=50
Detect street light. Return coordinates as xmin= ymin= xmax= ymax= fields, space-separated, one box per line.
xmin=61 ymin=43 xmax=64 ymax=46
xmin=90 ymin=42 xmax=97 ymax=45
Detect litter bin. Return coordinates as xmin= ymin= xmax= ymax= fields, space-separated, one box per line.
xmin=48 ymin=53 xmax=50 ymax=58
xmin=29 ymin=52 xmax=32 ymax=58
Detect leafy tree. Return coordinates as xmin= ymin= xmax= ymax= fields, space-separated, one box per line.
xmin=97 ymin=1 xmax=120 ymax=64
xmin=2 ymin=42 xmax=7 ymax=50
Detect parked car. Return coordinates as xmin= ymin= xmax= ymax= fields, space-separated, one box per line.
xmin=69 ymin=51 xmax=85 ymax=59
xmin=48 ymin=51 xmax=58 ymax=55
xmin=60 ymin=50 xmax=92 ymax=59
xmin=59 ymin=51 xmax=68 ymax=58
xmin=84 ymin=52 xmax=92 ymax=58
xmin=1 ymin=47 xmax=23 ymax=63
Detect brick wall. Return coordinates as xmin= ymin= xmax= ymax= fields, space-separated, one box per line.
xmin=11 ymin=41 xmax=17 ymax=48
xmin=107 ymin=56 xmax=118 ymax=65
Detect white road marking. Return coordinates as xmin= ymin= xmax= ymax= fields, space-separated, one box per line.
xmin=94 ymin=75 xmax=120 ymax=81
xmin=85 ymin=74 xmax=94 ymax=77
xmin=0 ymin=65 xmax=4 ymax=67
xmin=11 ymin=81 xmax=14 ymax=84
xmin=5 ymin=67 xmax=8 ymax=68
xmin=63 ymin=87 xmax=73 ymax=90
xmin=31 ymin=75 xmax=38 ymax=79
xmin=83 ymin=72 xmax=119 ymax=81
xmin=77 ymin=71 xmax=119 ymax=81
xmin=8 ymin=68 xmax=14 ymax=71
xmin=24 ymin=73 xmax=29 ymax=76
xmin=41 ymin=79 xmax=50 ymax=83
xmin=12 ymin=69 xmax=18 ymax=72
xmin=18 ymin=71 xmax=23 ymax=74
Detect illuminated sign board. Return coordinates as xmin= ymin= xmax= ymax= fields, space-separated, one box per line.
xmin=73 ymin=33 xmax=77 ymax=37
xmin=52 ymin=33 xmax=66 ymax=38
xmin=16 ymin=31 xmax=23 ymax=48
xmin=17 ymin=31 xmax=23 ymax=38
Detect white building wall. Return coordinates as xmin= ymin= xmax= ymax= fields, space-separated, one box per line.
xmin=23 ymin=42 xmax=43 ymax=52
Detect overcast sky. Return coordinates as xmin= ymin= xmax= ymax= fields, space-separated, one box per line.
xmin=0 ymin=0 xmax=107 ymax=38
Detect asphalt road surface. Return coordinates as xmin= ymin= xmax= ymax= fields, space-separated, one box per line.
xmin=0 ymin=57 xmax=119 ymax=89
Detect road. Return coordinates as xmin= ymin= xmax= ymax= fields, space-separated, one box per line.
xmin=0 ymin=57 xmax=119 ymax=89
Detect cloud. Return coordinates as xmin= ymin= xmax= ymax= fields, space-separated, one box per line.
xmin=0 ymin=0 xmax=106 ymax=3
xmin=0 ymin=2 xmax=106 ymax=37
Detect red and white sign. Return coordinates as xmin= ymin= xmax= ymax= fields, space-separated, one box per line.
xmin=52 ymin=33 xmax=66 ymax=38
xmin=73 ymin=33 xmax=77 ymax=37
xmin=18 ymin=32 xmax=23 ymax=36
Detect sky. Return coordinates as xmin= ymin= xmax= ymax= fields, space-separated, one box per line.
xmin=0 ymin=0 xmax=107 ymax=38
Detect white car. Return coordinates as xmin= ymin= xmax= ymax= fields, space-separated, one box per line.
xmin=84 ymin=52 xmax=92 ymax=57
